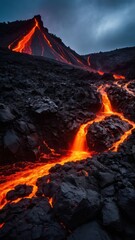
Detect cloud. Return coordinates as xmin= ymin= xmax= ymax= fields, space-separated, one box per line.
xmin=0 ymin=0 xmax=135 ymax=54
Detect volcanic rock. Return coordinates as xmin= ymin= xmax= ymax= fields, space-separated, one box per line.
xmin=86 ymin=115 xmax=131 ymax=152
xmin=15 ymin=121 xmax=36 ymax=134
xmin=97 ymin=172 xmax=115 ymax=188
xmin=123 ymin=220 xmax=135 ymax=240
xmin=102 ymin=199 xmax=121 ymax=229
xmin=86 ymin=47 xmax=135 ymax=79
xmin=0 ymin=152 xmax=135 ymax=239
xmin=4 ymin=130 xmax=20 ymax=154
xmin=27 ymin=133 xmax=39 ymax=148
xmin=117 ymin=187 xmax=135 ymax=223
xmin=0 ymin=103 xmax=15 ymax=123
xmin=107 ymin=85 xmax=135 ymax=121
xmin=0 ymin=48 xmax=102 ymax=162
xmin=67 ymin=221 xmax=111 ymax=240
xmin=29 ymin=96 xmax=58 ymax=115
xmin=6 ymin=184 xmax=33 ymax=201
xmin=101 ymin=185 xmax=115 ymax=197
xmin=0 ymin=198 xmax=66 ymax=240
xmin=53 ymin=181 xmax=101 ymax=228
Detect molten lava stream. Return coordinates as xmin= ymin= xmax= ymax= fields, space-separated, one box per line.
xmin=8 ymin=17 xmax=77 ymax=65
xmin=0 ymin=160 xmax=75 ymax=210
xmin=117 ymin=81 xmax=135 ymax=97
xmin=67 ymin=84 xmax=135 ymax=158
xmin=113 ymin=74 xmax=125 ymax=80
xmin=0 ymin=84 xmax=135 ymax=212
xmin=98 ymin=85 xmax=135 ymax=151
xmin=8 ymin=19 xmax=40 ymax=54
xmin=87 ymin=56 xmax=91 ymax=66
xmin=123 ymin=82 xmax=135 ymax=96
xmin=98 ymin=70 xmax=104 ymax=76
xmin=8 ymin=18 xmax=60 ymax=62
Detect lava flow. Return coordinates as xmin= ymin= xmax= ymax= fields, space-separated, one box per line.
xmin=122 ymin=81 xmax=135 ymax=96
xmin=113 ymin=74 xmax=125 ymax=80
xmin=98 ymin=70 xmax=104 ymax=76
xmin=8 ymin=18 xmax=58 ymax=58
xmin=8 ymin=19 xmax=40 ymax=54
xmin=8 ymin=17 xmax=84 ymax=66
xmin=87 ymin=56 xmax=91 ymax=66
xmin=115 ymin=80 xmax=135 ymax=97
xmin=0 ymin=84 xmax=135 ymax=212
xmin=66 ymin=84 xmax=135 ymax=160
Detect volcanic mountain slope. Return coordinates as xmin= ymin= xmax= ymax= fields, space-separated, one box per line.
xmin=84 ymin=47 xmax=135 ymax=78
xmin=1 ymin=14 xmax=135 ymax=78
xmin=0 ymin=15 xmax=87 ymax=67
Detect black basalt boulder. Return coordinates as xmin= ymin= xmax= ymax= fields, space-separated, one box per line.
xmin=53 ymin=181 xmax=101 ymax=228
xmin=117 ymin=187 xmax=135 ymax=223
xmin=67 ymin=221 xmax=111 ymax=240
xmin=86 ymin=115 xmax=131 ymax=152
xmin=0 ymin=103 xmax=15 ymax=123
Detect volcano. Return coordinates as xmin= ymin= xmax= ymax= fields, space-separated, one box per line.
xmin=0 ymin=15 xmax=135 ymax=240
xmin=1 ymin=15 xmax=134 ymax=78
xmin=0 ymin=15 xmax=87 ymax=67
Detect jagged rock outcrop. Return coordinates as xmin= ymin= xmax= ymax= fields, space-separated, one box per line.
xmin=86 ymin=115 xmax=131 ymax=152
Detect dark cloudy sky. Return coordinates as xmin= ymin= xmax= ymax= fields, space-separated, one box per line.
xmin=0 ymin=0 xmax=135 ymax=54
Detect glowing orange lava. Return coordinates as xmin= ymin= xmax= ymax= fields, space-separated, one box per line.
xmin=0 ymin=223 xmax=4 ymax=229
xmin=114 ymin=80 xmax=135 ymax=97
xmin=87 ymin=56 xmax=91 ymax=66
xmin=98 ymin=70 xmax=104 ymax=76
xmin=123 ymin=81 xmax=135 ymax=96
xmin=0 ymin=84 xmax=135 ymax=213
xmin=0 ymin=151 xmax=90 ymax=211
xmin=99 ymin=86 xmax=135 ymax=151
xmin=113 ymin=74 xmax=125 ymax=80
xmin=8 ymin=19 xmax=40 ymax=54
xmin=49 ymin=197 xmax=53 ymax=208
xmin=8 ymin=18 xmax=85 ymax=67
xmin=59 ymin=84 xmax=135 ymax=160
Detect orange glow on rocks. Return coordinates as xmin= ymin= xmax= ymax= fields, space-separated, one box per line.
xmin=99 ymin=86 xmax=135 ymax=152
xmin=49 ymin=197 xmax=53 ymax=208
xmin=0 ymin=84 xmax=135 ymax=211
xmin=87 ymin=56 xmax=91 ymax=66
xmin=98 ymin=70 xmax=104 ymax=76
xmin=113 ymin=74 xmax=125 ymax=80
xmin=61 ymin=84 xmax=135 ymax=160
xmin=0 ymin=150 xmax=90 ymax=210
xmin=123 ymin=82 xmax=135 ymax=96
xmin=8 ymin=17 xmax=85 ymax=67
xmin=0 ymin=223 xmax=4 ymax=229
xmin=115 ymin=80 xmax=135 ymax=97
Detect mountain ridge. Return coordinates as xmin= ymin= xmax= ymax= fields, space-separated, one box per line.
xmin=0 ymin=15 xmax=87 ymax=67
xmin=0 ymin=15 xmax=135 ymax=77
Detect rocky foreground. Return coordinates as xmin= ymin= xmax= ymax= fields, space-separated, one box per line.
xmin=0 ymin=48 xmax=103 ymax=163
xmin=0 ymin=48 xmax=135 ymax=240
xmin=0 ymin=48 xmax=135 ymax=163
xmin=0 ymin=152 xmax=135 ymax=240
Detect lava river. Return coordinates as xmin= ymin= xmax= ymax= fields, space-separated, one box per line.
xmin=0 ymin=84 xmax=135 ymax=213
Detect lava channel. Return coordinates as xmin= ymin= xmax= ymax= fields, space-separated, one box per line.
xmin=0 ymin=84 xmax=135 ymax=212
